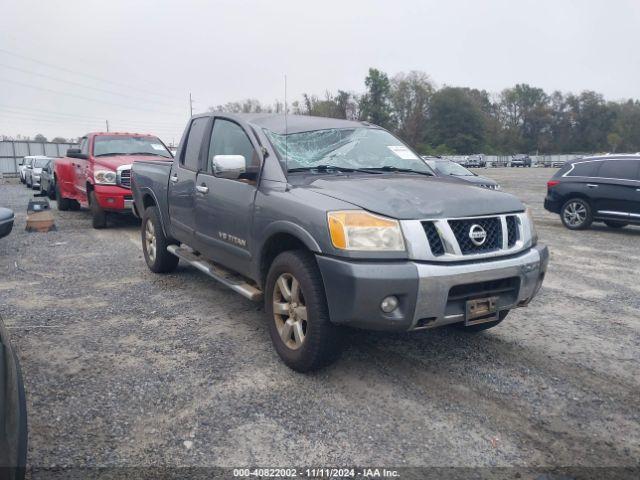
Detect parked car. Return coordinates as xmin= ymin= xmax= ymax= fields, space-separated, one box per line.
xmin=0 ymin=316 xmax=28 ymax=480
xmin=18 ymin=157 xmax=33 ymax=184
xmin=0 ymin=208 xmax=14 ymax=239
xmin=132 ymin=113 xmax=548 ymax=372
xmin=55 ymin=132 xmax=172 ymax=228
xmin=511 ymin=154 xmax=532 ymax=167
xmin=465 ymin=155 xmax=486 ymax=168
xmin=39 ymin=159 xmax=56 ymax=200
xmin=423 ymin=157 xmax=500 ymax=190
xmin=24 ymin=157 xmax=53 ymax=190
xmin=544 ymin=154 xmax=640 ymax=230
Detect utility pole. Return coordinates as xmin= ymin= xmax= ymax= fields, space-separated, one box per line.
xmin=105 ymin=120 xmax=110 ymax=132
xmin=189 ymin=93 xmax=194 ymax=117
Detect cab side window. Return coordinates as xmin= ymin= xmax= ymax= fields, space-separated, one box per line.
xmin=181 ymin=118 xmax=209 ymax=171
xmin=597 ymin=160 xmax=640 ymax=181
xmin=208 ymin=119 xmax=258 ymax=178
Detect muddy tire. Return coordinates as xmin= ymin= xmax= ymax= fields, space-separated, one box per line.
xmin=265 ymin=250 xmax=340 ymax=372
xmin=56 ymin=184 xmax=72 ymax=211
xmin=141 ymin=206 xmax=179 ymax=273
xmin=89 ymin=190 xmax=107 ymax=229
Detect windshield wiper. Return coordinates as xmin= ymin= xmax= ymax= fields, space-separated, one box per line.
xmin=95 ymin=152 xmax=126 ymax=157
xmin=287 ymin=165 xmax=382 ymax=174
xmin=359 ymin=166 xmax=434 ymax=176
xmin=128 ymin=152 xmax=169 ymax=157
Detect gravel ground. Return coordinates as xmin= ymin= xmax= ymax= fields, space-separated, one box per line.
xmin=0 ymin=169 xmax=638 ymax=473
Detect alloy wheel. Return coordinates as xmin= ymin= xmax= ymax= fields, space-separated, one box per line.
xmin=145 ymin=219 xmax=157 ymax=262
xmin=563 ymin=201 xmax=587 ymax=227
xmin=272 ymin=273 xmax=308 ymax=350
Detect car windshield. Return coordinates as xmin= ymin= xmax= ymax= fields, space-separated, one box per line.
xmin=33 ymin=159 xmax=50 ymax=168
xmin=264 ymin=127 xmax=434 ymax=174
xmin=432 ymin=160 xmax=474 ymax=176
xmin=93 ymin=136 xmax=171 ymax=158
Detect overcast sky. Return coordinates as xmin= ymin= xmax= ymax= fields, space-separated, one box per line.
xmin=1 ymin=0 xmax=639 ymax=144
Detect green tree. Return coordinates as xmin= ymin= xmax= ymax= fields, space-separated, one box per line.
xmin=51 ymin=137 xmax=68 ymax=143
xmin=498 ymin=84 xmax=550 ymax=152
xmin=34 ymin=133 xmax=47 ymax=142
xmin=390 ymin=71 xmax=434 ymax=147
xmin=358 ymin=68 xmax=393 ymax=129
xmin=428 ymin=87 xmax=486 ymax=154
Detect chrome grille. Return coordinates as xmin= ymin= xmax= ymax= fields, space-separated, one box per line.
xmin=422 ymin=221 xmax=445 ymax=256
xmin=118 ymin=168 xmax=131 ymax=189
xmin=506 ymin=215 xmax=518 ymax=247
xmin=448 ymin=217 xmax=502 ymax=254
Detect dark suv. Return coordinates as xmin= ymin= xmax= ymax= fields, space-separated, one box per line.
xmin=544 ymin=155 xmax=640 ymax=230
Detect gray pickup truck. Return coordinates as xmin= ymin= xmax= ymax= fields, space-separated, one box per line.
xmin=131 ymin=113 xmax=548 ymax=371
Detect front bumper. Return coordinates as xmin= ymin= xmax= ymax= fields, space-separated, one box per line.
xmin=0 ymin=216 xmax=14 ymax=239
xmin=93 ymin=185 xmax=134 ymax=212
xmin=317 ymin=244 xmax=549 ymax=331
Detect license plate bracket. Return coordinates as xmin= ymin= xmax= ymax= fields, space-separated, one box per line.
xmin=465 ymin=296 xmax=499 ymax=326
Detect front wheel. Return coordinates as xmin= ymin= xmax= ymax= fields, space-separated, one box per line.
xmin=141 ymin=206 xmax=178 ymax=273
xmin=265 ymin=250 xmax=340 ymax=372
xmin=89 ymin=191 xmax=107 ymax=229
xmin=561 ymin=198 xmax=593 ymax=230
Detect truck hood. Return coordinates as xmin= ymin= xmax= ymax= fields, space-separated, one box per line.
xmin=93 ymin=155 xmax=168 ymax=170
xmin=299 ymin=174 xmax=523 ymax=219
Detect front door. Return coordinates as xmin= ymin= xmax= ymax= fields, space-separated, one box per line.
xmin=592 ymin=159 xmax=640 ymax=219
xmin=168 ymin=117 xmax=210 ymax=241
xmin=194 ymin=117 xmax=260 ymax=277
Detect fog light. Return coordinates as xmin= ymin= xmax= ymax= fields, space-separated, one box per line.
xmin=380 ymin=296 xmax=399 ymax=313
xmin=106 ymin=197 xmax=115 ymax=204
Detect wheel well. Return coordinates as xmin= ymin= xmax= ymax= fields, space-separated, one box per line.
xmin=561 ymin=193 xmax=592 ymax=208
xmin=259 ymin=233 xmax=309 ymax=288
xmin=142 ymin=193 xmax=157 ymax=210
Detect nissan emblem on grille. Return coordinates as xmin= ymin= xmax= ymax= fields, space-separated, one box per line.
xmin=468 ymin=224 xmax=487 ymax=246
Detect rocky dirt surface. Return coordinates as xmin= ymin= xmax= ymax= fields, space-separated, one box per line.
xmin=0 ymin=168 xmax=638 ymax=471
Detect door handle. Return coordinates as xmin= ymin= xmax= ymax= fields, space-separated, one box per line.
xmin=196 ymin=185 xmax=209 ymax=194
xmin=586 ymin=184 xmax=598 ymax=188
xmin=170 ymin=174 xmax=178 ymax=183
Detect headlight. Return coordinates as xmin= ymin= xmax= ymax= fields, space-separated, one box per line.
xmin=327 ymin=211 xmax=405 ymax=251
xmin=525 ymin=207 xmax=538 ymax=246
xmin=94 ymin=170 xmax=117 ymax=185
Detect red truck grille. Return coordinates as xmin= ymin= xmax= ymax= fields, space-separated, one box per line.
xmin=118 ymin=168 xmax=131 ymax=189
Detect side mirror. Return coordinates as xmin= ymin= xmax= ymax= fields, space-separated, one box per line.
xmin=212 ymin=155 xmax=246 ymax=179
xmin=67 ymin=148 xmax=87 ymax=159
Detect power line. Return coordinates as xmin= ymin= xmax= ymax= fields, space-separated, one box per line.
xmin=0 ymin=63 xmax=184 ymax=109
xmin=0 ymin=77 xmax=185 ymax=117
xmin=0 ymin=48 xmax=185 ymax=102
xmin=0 ymin=104 xmax=186 ymax=128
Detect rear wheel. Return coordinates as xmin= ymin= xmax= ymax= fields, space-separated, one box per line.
xmin=265 ymin=250 xmax=340 ymax=372
xmin=141 ymin=206 xmax=179 ymax=273
xmin=89 ymin=190 xmax=107 ymax=229
xmin=561 ymin=198 xmax=593 ymax=230
xmin=55 ymin=184 xmax=71 ymax=211
xmin=604 ymin=220 xmax=628 ymax=229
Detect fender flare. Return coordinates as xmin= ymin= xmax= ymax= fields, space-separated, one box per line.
xmin=138 ymin=187 xmax=171 ymax=239
xmin=258 ymin=221 xmax=323 ymax=253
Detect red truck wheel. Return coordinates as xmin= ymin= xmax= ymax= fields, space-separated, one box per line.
xmin=89 ymin=191 xmax=107 ymax=229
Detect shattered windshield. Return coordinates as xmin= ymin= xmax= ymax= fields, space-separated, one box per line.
xmin=264 ymin=127 xmax=433 ymax=173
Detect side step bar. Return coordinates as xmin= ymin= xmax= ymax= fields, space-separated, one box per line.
xmin=167 ymin=245 xmax=263 ymax=302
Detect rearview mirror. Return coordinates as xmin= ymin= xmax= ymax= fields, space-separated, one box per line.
xmin=67 ymin=148 xmax=87 ymax=159
xmin=212 ymin=155 xmax=246 ymax=179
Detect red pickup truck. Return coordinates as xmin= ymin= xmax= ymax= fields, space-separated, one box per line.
xmin=55 ymin=132 xmax=173 ymax=228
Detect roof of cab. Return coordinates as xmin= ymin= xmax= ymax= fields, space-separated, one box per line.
xmin=197 ymin=112 xmax=376 ymax=135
